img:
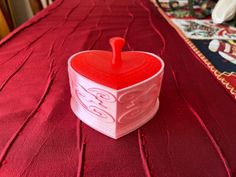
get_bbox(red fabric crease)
[77,143,86,177]
[138,129,152,177]
[0,50,33,91]
[170,68,232,177]
[0,70,55,165]
[139,1,166,57]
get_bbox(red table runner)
[0,0,236,176]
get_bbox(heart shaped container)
[68,37,164,139]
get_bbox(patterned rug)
[152,0,236,100]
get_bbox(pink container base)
[68,37,164,139]
[68,51,164,139]
[70,96,160,139]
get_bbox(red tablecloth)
[0,0,236,176]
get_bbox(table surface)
[0,0,236,176]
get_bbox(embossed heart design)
[68,37,164,139]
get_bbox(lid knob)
[109,37,125,67]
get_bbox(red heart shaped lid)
[70,37,163,89]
